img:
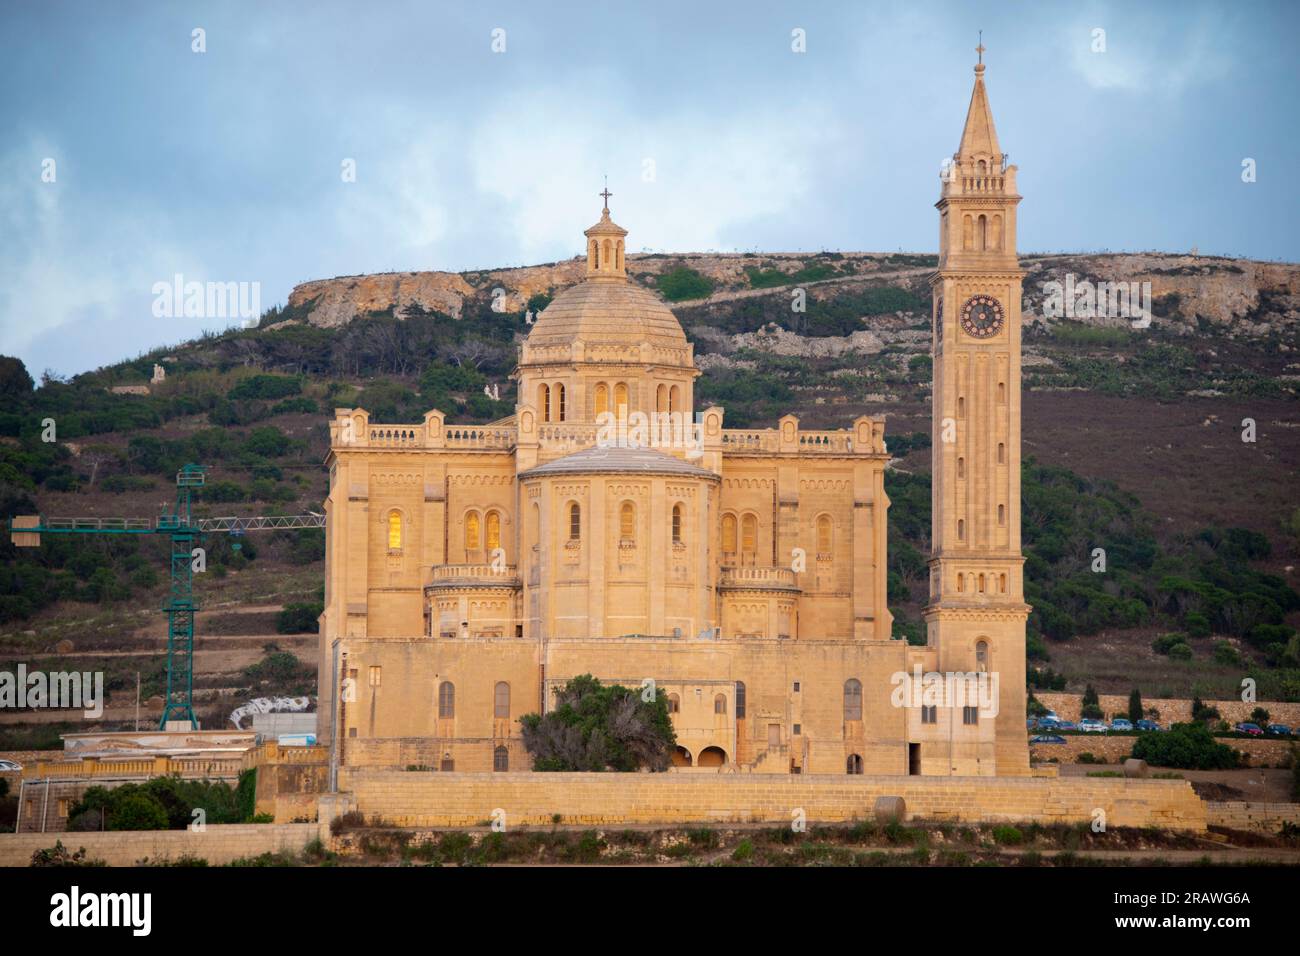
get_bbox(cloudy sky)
[2,0,1296,377]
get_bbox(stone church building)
[318,57,1030,777]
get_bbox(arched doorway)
[672,746,693,767]
[697,746,726,768]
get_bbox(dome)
[526,278,689,352]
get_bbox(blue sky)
[1,0,1296,377]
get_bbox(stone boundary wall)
[340,770,1207,831]
[1030,735,1297,767]
[0,823,319,868]
[1036,693,1300,726]
[1204,801,1300,833]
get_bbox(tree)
[1127,688,1143,724]
[1081,683,1103,720]
[519,674,677,772]
[1131,722,1241,770]
[0,355,34,397]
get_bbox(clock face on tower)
[960,295,1005,339]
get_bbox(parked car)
[0,759,22,772]
[1041,711,1059,722]
[1055,721,1077,732]
[1135,719,1163,732]
[1078,719,1108,733]
[1264,724,1291,736]
[1109,718,1133,732]
[1233,722,1264,736]
[1029,734,1066,745]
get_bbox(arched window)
[957,396,965,418]
[656,384,668,413]
[998,504,1005,526]
[616,242,623,270]
[977,159,987,175]
[568,502,581,541]
[741,514,757,555]
[844,679,863,721]
[493,746,508,772]
[539,383,551,422]
[614,382,628,417]
[722,514,738,554]
[494,681,510,718]
[438,681,455,718]
[978,573,986,593]
[602,238,612,266]
[714,693,727,715]
[667,693,680,714]
[669,385,681,412]
[735,681,746,719]
[991,214,1002,251]
[387,510,402,550]
[556,383,566,422]
[977,214,987,251]
[594,383,609,417]
[619,501,635,540]
[486,511,502,551]
[998,381,1006,403]
[962,215,973,250]
[976,640,989,672]
[816,515,832,553]
[999,573,1007,593]
[957,519,965,541]
[591,240,599,269]
[957,573,965,593]
[465,511,481,551]
[998,442,1006,464]
[957,457,965,479]
[846,754,864,775]
[671,503,683,543]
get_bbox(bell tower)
[925,44,1030,775]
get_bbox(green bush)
[1168,643,1193,660]
[1130,722,1241,770]
[276,603,322,634]
[1212,641,1241,666]
[991,825,1024,846]
[657,266,715,302]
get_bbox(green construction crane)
[8,463,325,729]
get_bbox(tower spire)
[957,38,1001,161]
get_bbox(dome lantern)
[584,185,628,279]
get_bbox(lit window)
[671,504,683,543]
[465,511,481,551]
[614,382,628,416]
[486,511,501,551]
[595,383,608,417]
[387,510,402,550]
[620,501,635,540]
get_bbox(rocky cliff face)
[285,251,1299,339]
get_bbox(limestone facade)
[318,61,1029,778]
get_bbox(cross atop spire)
[600,177,612,213]
[976,30,984,65]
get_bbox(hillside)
[1,249,1298,742]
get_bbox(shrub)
[276,603,322,634]
[732,838,755,862]
[992,825,1024,846]
[1183,612,1211,638]
[1212,641,1241,666]
[1130,722,1241,770]
[657,266,716,302]
[1168,643,1193,660]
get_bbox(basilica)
[317,56,1030,777]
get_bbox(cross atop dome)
[584,182,628,279]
